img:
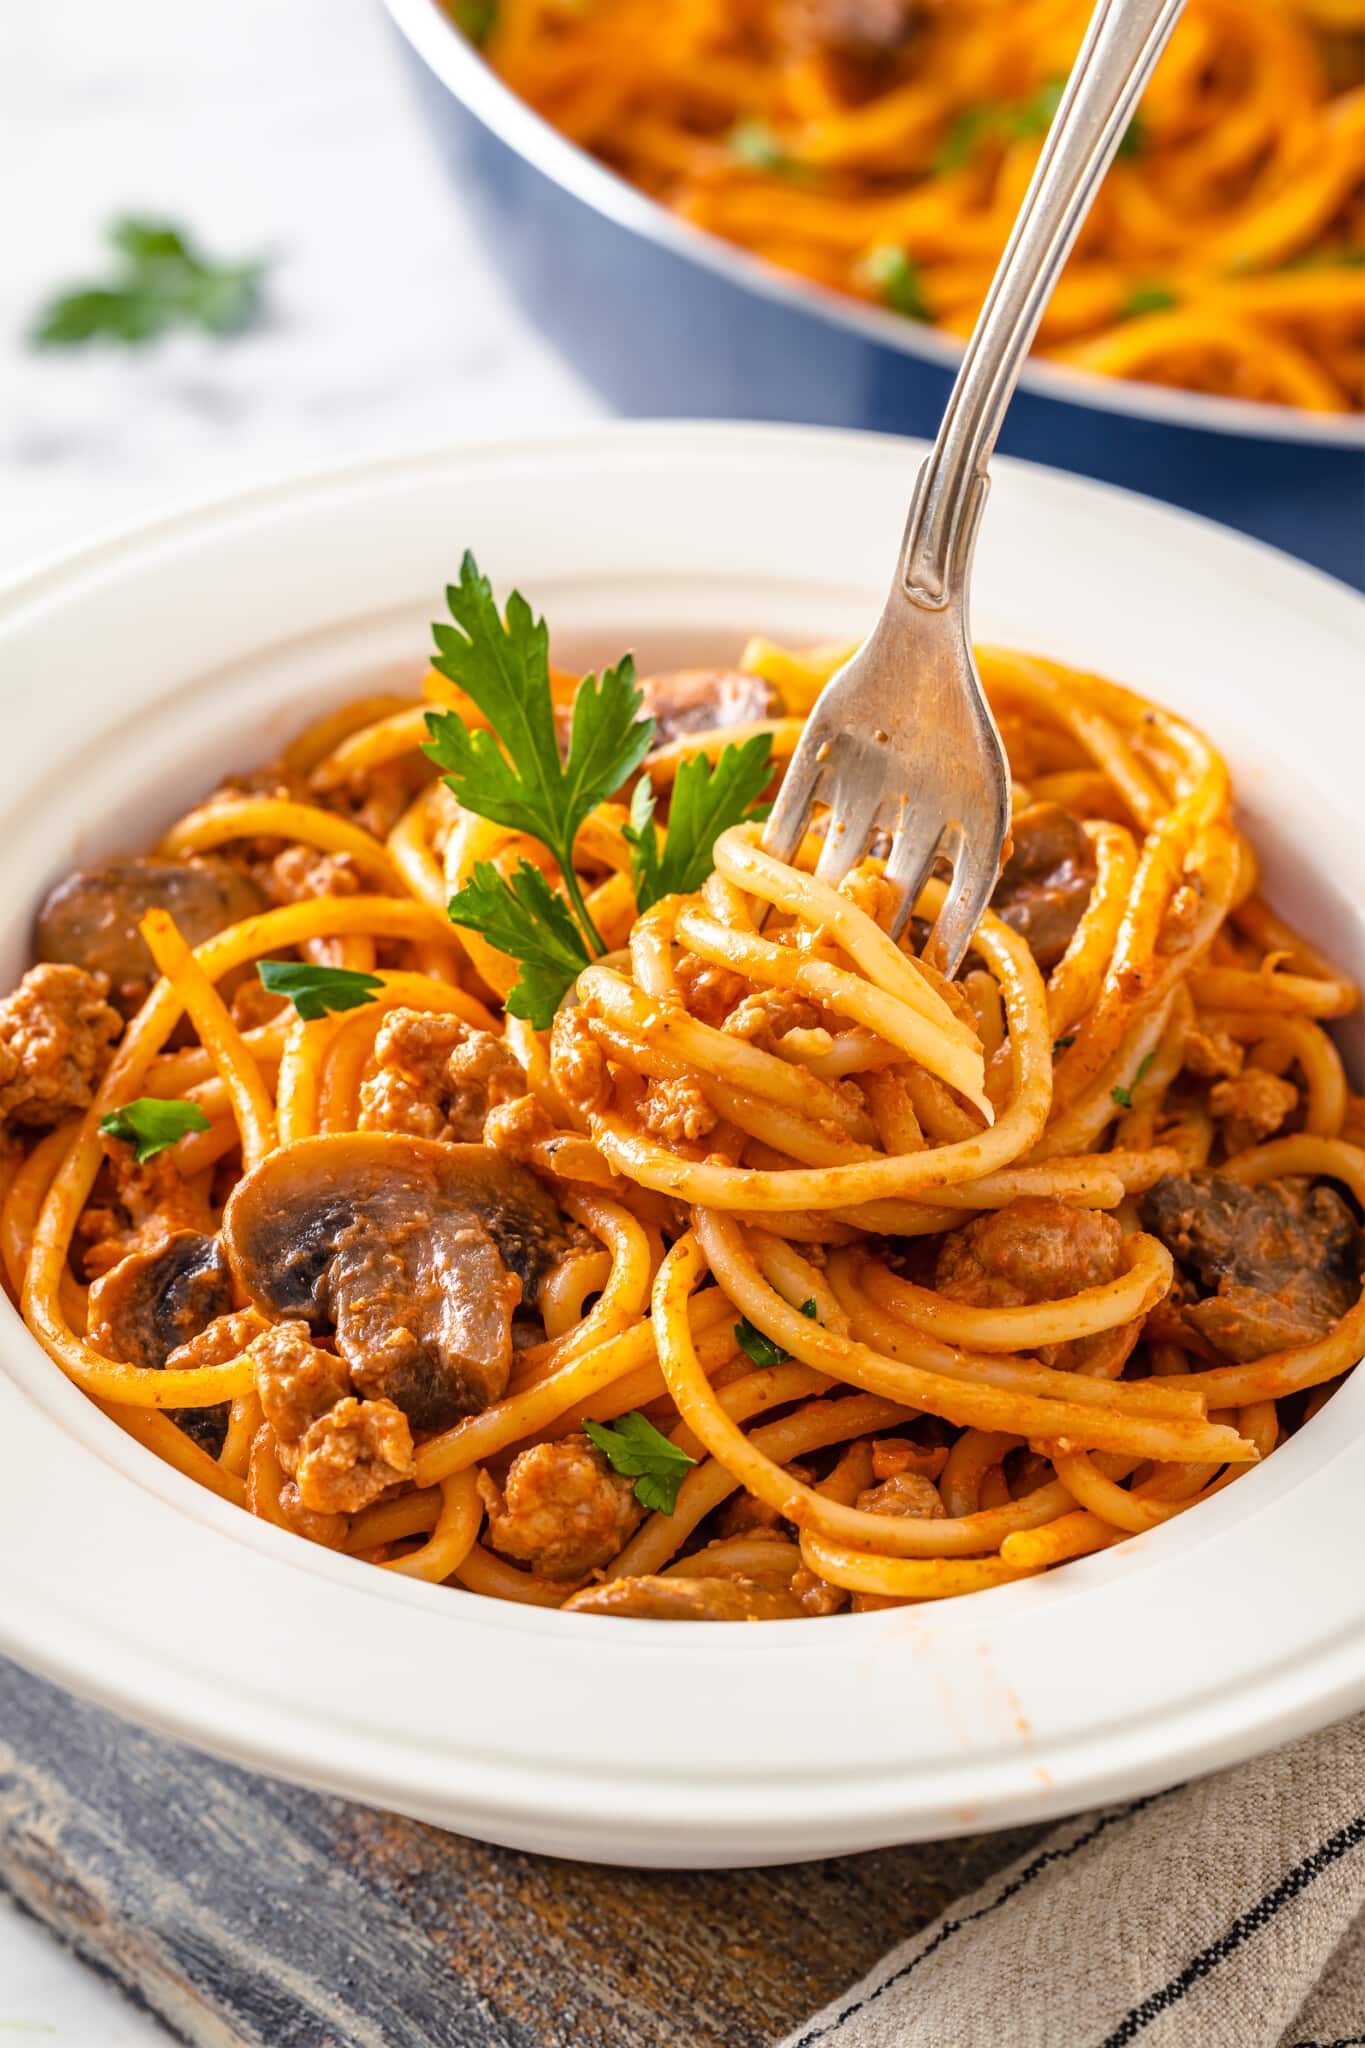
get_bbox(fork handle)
[899,0,1186,609]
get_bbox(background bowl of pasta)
[383,0,1365,585]
[0,423,1363,1867]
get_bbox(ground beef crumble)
[246,1318,414,1516]
[640,1076,717,1145]
[0,964,120,1141]
[855,1471,946,1519]
[479,1434,642,1580]
[1183,1023,1244,1080]
[250,1319,351,1445]
[293,1394,415,1516]
[1209,1070,1298,1152]
[934,1197,1127,1373]
[358,1009,528,1145]
[935,1198,1123,1310]
[262,845,365,907]
[78,1147,213,1280]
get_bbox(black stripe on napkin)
[1100,1815,1365,2048]
[787,1795,1165,2048]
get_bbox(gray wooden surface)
[0,1655,1046,2047]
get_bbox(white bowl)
[1,424,1362,1868]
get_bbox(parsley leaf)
[100,1098,211,1163]
[1111,1050,1156,1112]
[857,245,932,322]
[934,107,992,173]
[935,79,1141,172]
[624,735,774,914]
[1117,110,1146,160]
[1009,78,1066,139]
[728,119,794,173]
[1279,244,1365,273]
[452,0,497,43]
[936,79,1064,170]
[734,1297,819,1370]
[1121,281,1178,319]
[446,858,590,1030]
[583,1410,697,1516]
[735,1319,789,1370]
[257,960,385,1022]
[423,553,654,956]
[31,217,267,349]
[623,778,665,917]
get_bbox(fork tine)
[812,779,884,890]
[760,742,826,867]
[923,826,997,979]
[883,808,946,942]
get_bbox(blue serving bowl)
[385,0,1365,587]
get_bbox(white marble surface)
[0,0,602,2036]
[1,0,604,573]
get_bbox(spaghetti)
[2,593,1362,1620]
[470,0,1365,411]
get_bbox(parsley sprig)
[31,218,267,349]
[100,1098,211,1163]
[447,859,593,1030]
[583,1411,697,1516]
[426,554,779,1027]
[624,736,773,915]
[1111,1050,1156,1112]
[424,553,655,960]
[857,245,931,322]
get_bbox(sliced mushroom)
[792,0,921,62]
[87,1229,234,1368]
[563,1574,805,1621]
[86,1229,235,1454]
[638,669,782,748]
[37,855,265,1008]
[990,803,1096,970]
[223,1132,578,1433]
[1139,1170,1363,1363]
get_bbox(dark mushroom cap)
[36,855,265,1006]
[1139,1169,1364,1363]
[87,1228,235,1370]
[638,668,782,747]
[990,803,1097,970]
[84,1230,234,1456]
[222,1133,578,1434]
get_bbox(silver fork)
[762,0,1186,977]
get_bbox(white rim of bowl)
[0,424,1362,1865]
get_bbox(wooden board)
[0,1655,1046,2048]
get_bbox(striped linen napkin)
[780,1713,1365,2048]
